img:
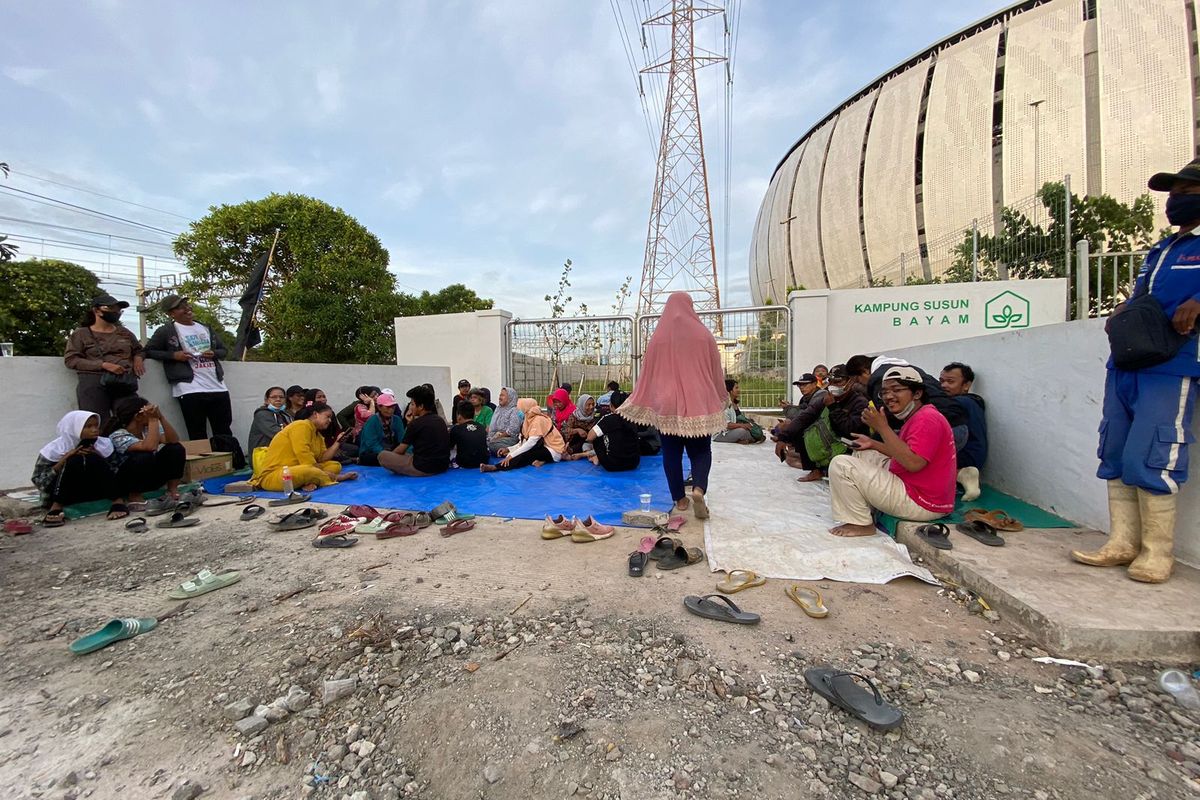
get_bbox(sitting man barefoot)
[828,365,956,537]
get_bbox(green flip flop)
[433,510,476,526]
[354,517,392,535]
[167,568,242,600]
[69,617,158,655]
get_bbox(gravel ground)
[0,498,1197,800]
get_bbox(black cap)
[1149,157,1200,191]
[92,293,129,309]
[457,379,471,388]
[159,293,188,312]
[828,364,850,381]
[286,385,306,397]
[792,373,818,386]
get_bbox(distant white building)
[749,0,1197,302]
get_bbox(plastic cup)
[639,493,652,512]
[0,342,12,357]
[1159,669,1200,709]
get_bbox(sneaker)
[542,514,576,540]
[571,516,615,543]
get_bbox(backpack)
[802,408,849,467]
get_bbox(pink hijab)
[548,388,575,429]
[617,292,728,437]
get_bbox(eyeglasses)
[879,387,913,399]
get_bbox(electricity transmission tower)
[637,0,726,316]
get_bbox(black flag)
[233,251,269,360]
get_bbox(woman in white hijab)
[31,411,118,527]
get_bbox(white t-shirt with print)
[171,321,228,397]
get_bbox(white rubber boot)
[1071,480,1141,567]
[1127,489,1177,584]
[957,467,981,502]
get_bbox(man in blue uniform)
[1072,158,1200,583]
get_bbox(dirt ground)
[1,498,1197,800]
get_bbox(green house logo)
[984,290,1031,330]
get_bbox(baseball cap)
[159,294,188,312]
[457,379,471,388]
[376,392,398,407]
[792,372,818,386]
[1149,157,1200,191]
[91,293,129,309]
[882,365,923,384]
[828,364,850,381]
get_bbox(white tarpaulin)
[699,445,938,585]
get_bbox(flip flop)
[167,568,242,599]
[317,516,363,537]
[126,501,147,512]
[156,510,200,529]
[41,511,65,528]
[268,491,312,507]
[191,494,254,507]
[683,594,760,625]
[69,617,158,655]
[4,519,34,535]
[956,520,1005,547]
[691,489,709,520]
[804,668,903,730]
[785,585,829,618]
[145,496,178,516]
[434,511,476,526]
[637,536,657,553]
[377,513,420,538]
[657,543,705,570]
[124,517,148,533]
[628,551,649,577]
[268,508,328,531]
[666,515,686,532]
[240,504,266,521]
[647,536,677,561]
[346,504,383,520]
[355,517,392,535]
[915,522,953,550]
[716,570,766,594]
[429,500,456,521]
[440,519,476,537]
[312,535,358,548]
[106,502,129,521]
[964,508,1025,532]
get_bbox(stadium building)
[748,0,1199,302]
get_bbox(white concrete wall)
[0,358,449,491]
[394,309,512,399]
[787,279,1067,395]
[888,320,1200,568]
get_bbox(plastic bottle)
[281,465,294,496]
[1158,669,1200,709]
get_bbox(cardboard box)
[182,439,235,483]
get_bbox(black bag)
[209,434,247,470]
[1106,254,1191,370]
[99,370,138,394]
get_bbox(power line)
[0,215,178,247]
[0,185,182,236]
[6,234,186,267]
[8,168,193,222]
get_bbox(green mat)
[61,482,205,520]
[877,484,1076,537]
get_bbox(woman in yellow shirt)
[253,403,358,492]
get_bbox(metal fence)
[1075,241,1147,318]
[505,305,791,411]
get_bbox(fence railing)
[505,304,792,411]
[1074,241,1148,318]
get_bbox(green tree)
[0,259,101,355]
[397,283,492,317]
[173,194,403,363]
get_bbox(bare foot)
[784,455,806,469]
[797,469,824,482]
[830,523,877,537]
[532,460,546,467]
[480,464,497,473]
[587,456,599,466]
[335,472,359,482]
[301,483,319,492]
[675,498,690,512]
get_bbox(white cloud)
[382,175,424,209]
[3,66,50,86]
[137,97,164,126]
[315,67,343,116]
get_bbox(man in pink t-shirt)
[829,365,957,537]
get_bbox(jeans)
[660,434,712,503]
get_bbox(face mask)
[894,400,918,420]
[100,310,122,323]
[828,385,846,397]
[1166,193,1200,226]
[268,403,284,412]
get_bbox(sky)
[2,0,1002,318]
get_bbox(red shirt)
[889,405,957,514]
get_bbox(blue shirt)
[1127,230,1200,376]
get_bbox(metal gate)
[505,305,791,411]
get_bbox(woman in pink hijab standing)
[618,292,727,518]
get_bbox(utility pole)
[637,0,726,317]
[136,255,147,342]
[1030,99,1045,225]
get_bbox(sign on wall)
[788,279,1067,377]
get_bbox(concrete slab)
[897,522,1200,661]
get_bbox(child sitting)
[450,401,489,469]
